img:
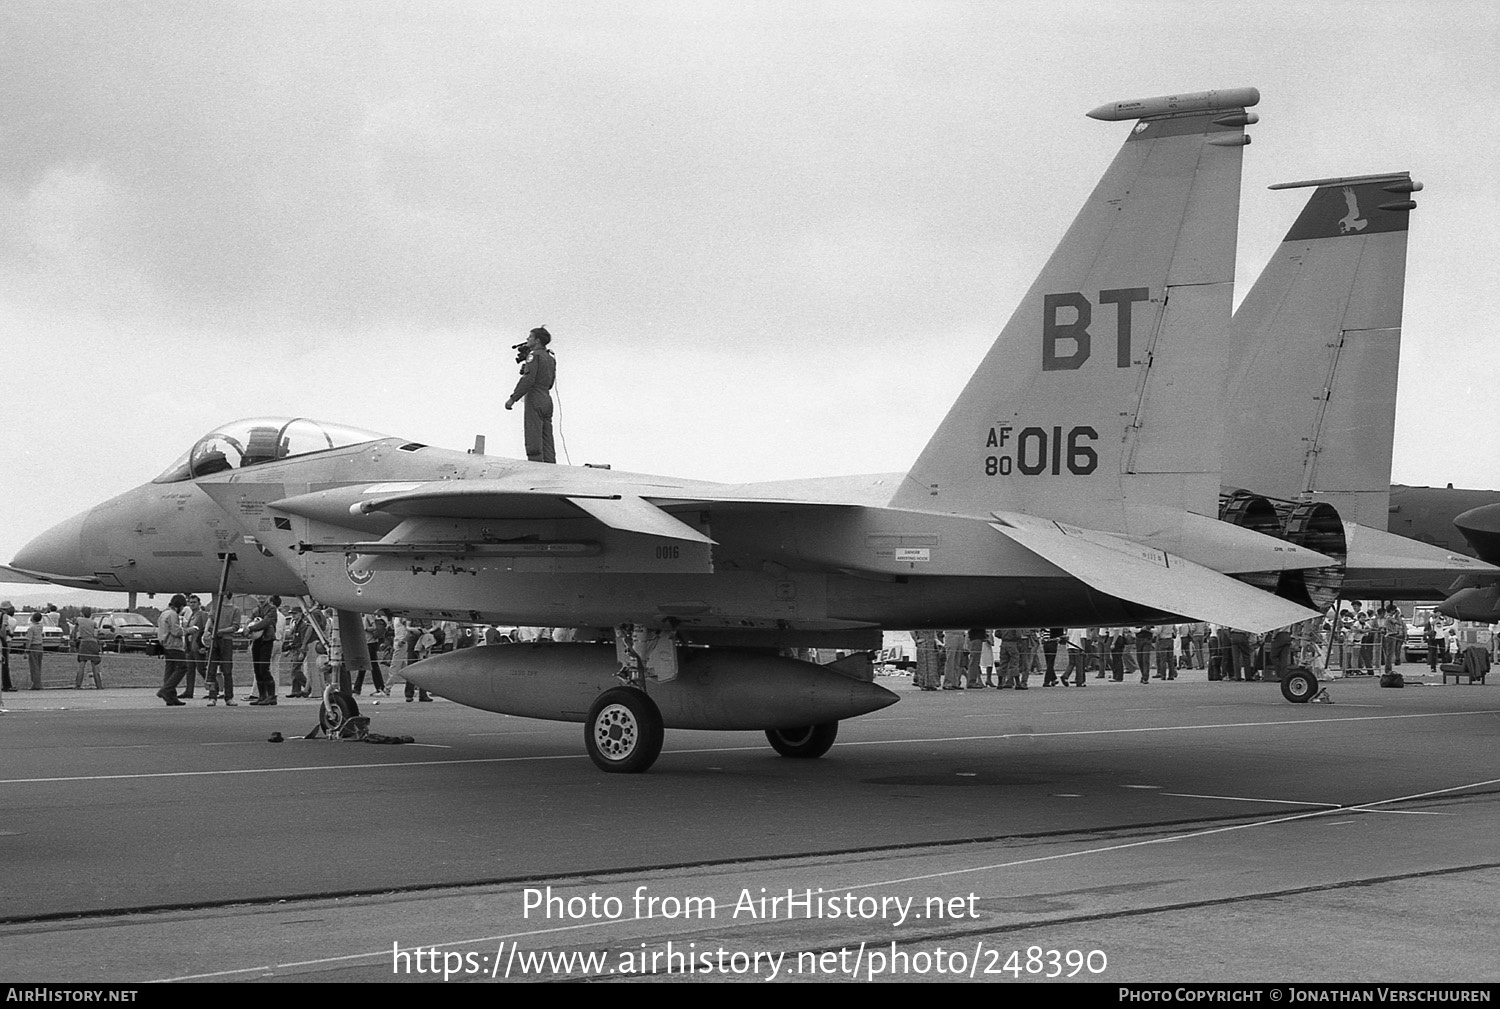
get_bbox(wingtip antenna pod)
[1086,87,1260,122]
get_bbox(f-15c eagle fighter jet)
[10,88,1346,771]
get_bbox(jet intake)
[1454,503,1500,565]
[1439,584,1500,623]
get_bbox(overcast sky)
[3,0,1497,585]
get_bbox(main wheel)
[1281,667,1318,703]
[319,691,361,734]
[765,721,839,759]
[585,687,664,773]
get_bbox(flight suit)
[510,349,557,463]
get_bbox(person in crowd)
[1353,603,1375,674]
[25,612,46,689]
[1227,626,1254,682]
[1381,606,1404,673]
[998,628,1025,688]
[354,611,388,696]
[1087,627,1105,678]
[246,594,281,705]
[964,628,986,688]
[1133,627,1154,684]
[1204,623,1222,680]
[942,629,967,690]
[71,606,103,689]
[1155,625,1178,681]
[1265,624,1293,681]
[156,594,188,706]
[283,605,310,697]
[406,620,433,702]
[1063,628,1087,687]
[298,605,330,697]
[912,629,940,691]
[0,601,15,692]
[204,594,242,706]
[181,595,207,699]
[1422,617,1441,673]
[1041,627,1064,687]
[271,600,289,694]
[386,613,409,693]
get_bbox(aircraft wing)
[348,485,715,544]
[989,512,1320,633]
[334,478,875,543]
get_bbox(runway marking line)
[828,775,1500,893]
[5,708,1500,785]
[1163,792,1340,807]
[145,773,1500,983]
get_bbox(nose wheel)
[313,686,364,737]
[585,687,664,773]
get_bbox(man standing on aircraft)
[503,326,557,464]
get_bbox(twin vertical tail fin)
[1223,173,1420,531]
[892,88,1258,532]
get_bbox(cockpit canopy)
[153,417,389,483]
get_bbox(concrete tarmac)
[1,668,1497,983]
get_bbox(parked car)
[7,621,68,652]
[97,612,160,653]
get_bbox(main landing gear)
[582,627,856,773]
[765,722,839,758]
[585,624,670,773]
[585,687,665,774]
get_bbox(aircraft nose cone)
[1454,504,1500,565]
[12,509,91,578]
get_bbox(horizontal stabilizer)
[989,512,1319,633]
[1343,522,1498,574]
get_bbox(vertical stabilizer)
[892,88,1256,533]
[1223,173,1419,530]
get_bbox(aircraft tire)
[765,721,839,759]
[585,687,664,773]
[319,691,361,734]
[1280,668,1317,704]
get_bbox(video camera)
[512,342,530,365]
